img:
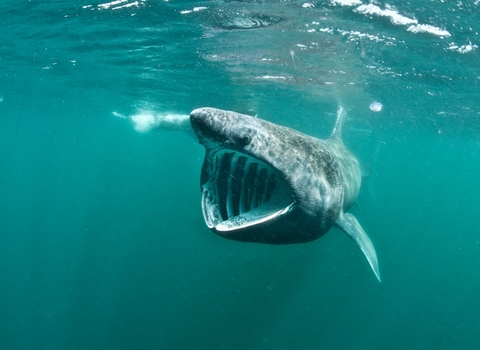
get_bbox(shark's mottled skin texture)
[190,107,380,281]
[191,107,357,239]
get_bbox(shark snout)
[190,108,208,131]
[190,107,219,125]
[190,108,222,143]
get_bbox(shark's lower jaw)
[201,149,295,232]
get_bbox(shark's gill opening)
[202,150,295,232]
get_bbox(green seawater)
[1,1,480,349]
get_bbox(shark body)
[190,107,380,281]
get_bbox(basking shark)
[190,107,380,281]
[131,107,380,281]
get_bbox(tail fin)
[329,107,347,141]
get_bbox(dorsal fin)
[329,107,346,141]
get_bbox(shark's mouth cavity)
[202,150,295,232]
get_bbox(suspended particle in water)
[112,111,126,119]
[289,50,297,70]
[369,101,383,112]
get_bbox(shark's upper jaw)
[201,149,295,232]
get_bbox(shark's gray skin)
[190,107,381,282]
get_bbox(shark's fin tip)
[329,107,347,141]
[334,212,381,282]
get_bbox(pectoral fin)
[335,212,381,282]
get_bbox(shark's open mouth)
[202,150,295,232]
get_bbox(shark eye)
[238,135,251,146]
[225,134,252,148]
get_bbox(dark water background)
[1,1,480,349]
